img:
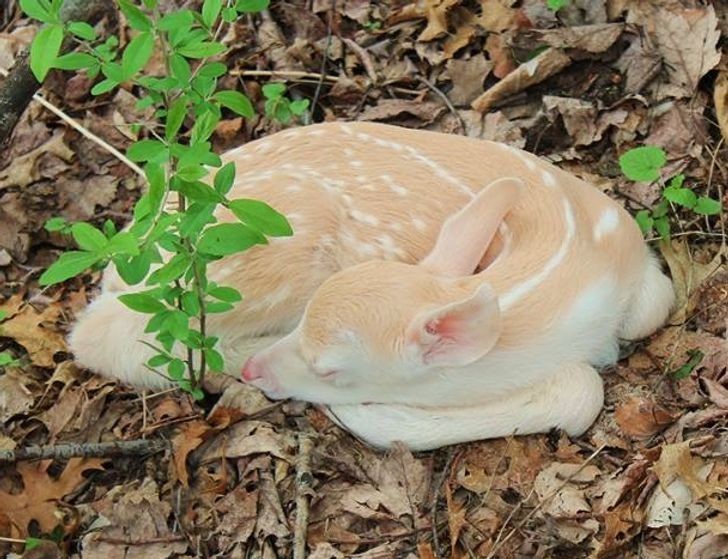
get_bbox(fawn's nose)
[242,357,265,382]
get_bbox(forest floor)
[0,1,727,558]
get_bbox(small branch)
[293,433,315,559]
[0,0,108,145]
[0,439,169,464]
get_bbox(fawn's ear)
[406,282,501,368]
[421,177,525,277]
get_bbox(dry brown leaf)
[82,477,188,558]
[446,55,492,105]
[214,479,258,550]
[359,99,446,126]
[653,442,723,500]
[653,7,722,98]
[660,240,724,324]
[442,7,477,60]
[0,295,67,368]
[534,462,601,518]
[697,513,728,536]
[477,0,517,32]
[172,420,213,487]
[614,397,676,439]
[591,502,644,558]
[0,458,104,536]
[614,34,662,94]
[419,0,461,42]
[702,379,728,409]
[539,23,624,53]
[715,71,728,143]
[202,420,295,463]
[0,368,37,421]
[472,48,572,113]
[0,131,74,191]
[484,34,517,79]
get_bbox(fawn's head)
[242,178,524,404]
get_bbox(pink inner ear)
[426,315,459,341]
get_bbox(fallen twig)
[293,433,315,559]
[0,438,169,464]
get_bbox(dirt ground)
[1,1,727,558]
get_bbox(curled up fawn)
[69,122,675,450]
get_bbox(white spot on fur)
[542,170,558,189]
[351,160,364,168]
[285,185,302,193]
[349,209,380,226]
[308,128,325,136]
[380,174,408,196]
[594,207,620,241]
[344,148,355,157]
[412,217,427,232]
[500,198,576,310]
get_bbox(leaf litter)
[0,0,726,557]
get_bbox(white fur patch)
[542,170,558,189]
[593,207,619,241]
[412,217,427,232]
[500,198,576,310]
[349,209,380,226]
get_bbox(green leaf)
[262,82,286,99]
[654,216,670,240]
[118,292,168,313]
[228,199,292,236]
[189,111,219,144]
[178,203,216,238]
[90,78,119,96]
[67,21,96,40]
[546,0,568,11]
[207,285,242,303]
[24,537,44,551]
[158,9,195,31]
[176,166,209,182]
[121,32,154,79]
[214,162,236,195]
[169,54,191,83]
[0,352,18,367]
[177,41,226,59]
[30,24,64,82]
[127,139,168,162]
[118,0,153,31]
[202,0,222,27]
[166,98,187,141]
[114,251,154,285]
[105,231,140,256]
[198,62,227,78]
[634,210,653,235]
[147,253,191,284]
[180,291,201,316]
[163,310,189,340]
[39,251,102,286]
[175,179,223,203]
[663,186,697,209]
[693,196,722,215]
[168,358,186,380]
[205,348,224,372]
[221,6,238,22]
[71,222,108,252]
[147,354,171,367]
[668,174,685,189]
[213,90,254,118]
[290,98,309,116]
[652,199,669,219]
[236,0,270,13]
[45,217,68,232]
[53,52,97,71]
[671,349,703,379]
[206,301,234,313]
[0,309,8,321]
[198,223,266,256]
[20,0,52,23]
[619,146,666,182]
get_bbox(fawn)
[70,122,675,450]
